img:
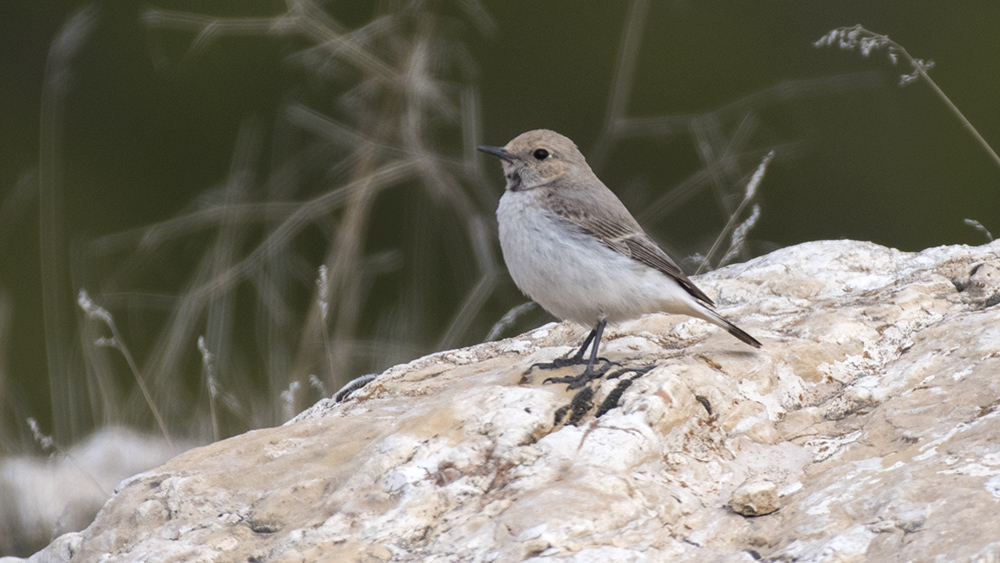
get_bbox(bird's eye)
[532,148,550,160]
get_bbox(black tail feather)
[725,320,762,348]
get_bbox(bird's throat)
[505,170,523,192]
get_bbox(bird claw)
[542,358,616,389]
[529,355,614,372]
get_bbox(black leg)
[540,319,615,388]
[571,327,597,364]
[582,319,607,375]
[530,327,596,371]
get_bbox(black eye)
[532,148,550,160]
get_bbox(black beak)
[477,145,515,162]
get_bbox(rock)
[16,240,1000,563]
[729,479,780,516]
[0,428,189,558]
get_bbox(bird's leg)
[530,327,596,371]
[542,319,615,388]
[529,320,616,371]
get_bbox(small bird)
[479,129,761,387]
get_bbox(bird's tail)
[700,308,762,348]
[723,318,762,348]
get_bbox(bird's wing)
[544,186,716,307]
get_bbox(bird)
[478,129,761,388]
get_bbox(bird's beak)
[477,145,515,162]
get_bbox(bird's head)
[478,129,591,192]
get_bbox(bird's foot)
[543,359,616,389]
[529,355,614,372]
[603,363,657,381]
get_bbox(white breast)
[496,189,700,327]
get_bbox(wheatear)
[479,129,760,387]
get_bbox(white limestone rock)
[0,428,188,558]
[15,239,1000,563]
[729,479,780,517]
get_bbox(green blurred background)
[1,0,998,454]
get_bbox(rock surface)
[13,240,1000,563]
[0,428,187,558]
[729,479,780,517]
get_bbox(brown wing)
[544,186,716,307]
